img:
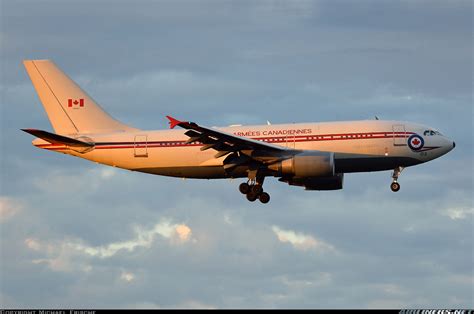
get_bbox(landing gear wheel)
[259,192,270,204]
[251,184,263,196]
[246,192,258,202]
[239,183,250,194]
[390,182,400,192]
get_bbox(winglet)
[166,116,183,129]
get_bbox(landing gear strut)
[239,170,271,204]
[390,166,404,192]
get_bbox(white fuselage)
[33,120,454,179]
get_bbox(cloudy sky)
[0,0,472,309]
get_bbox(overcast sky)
[0,0,472,309]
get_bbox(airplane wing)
[166,116,299,171]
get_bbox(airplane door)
[134,135,148,157]
[392,125,406,146]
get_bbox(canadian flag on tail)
[68,98,84,108]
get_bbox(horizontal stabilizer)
[21,128,94,148]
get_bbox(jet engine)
[268,151,343,190]
[268,151,334,177]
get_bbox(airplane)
[22,60,455,204]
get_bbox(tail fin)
[23,60,138,134]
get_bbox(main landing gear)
[239,182,270,204]
[239,171,270,204]
[390,166,404,192]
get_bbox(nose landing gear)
[390,166,404,192]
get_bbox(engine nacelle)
[281,173,344,191]
[269,151,335,177]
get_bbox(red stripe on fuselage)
[36,131,415,150]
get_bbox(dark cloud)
[1,0,472,309]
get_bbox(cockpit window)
[423,129,443,136]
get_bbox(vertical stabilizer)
[23,60,137,134]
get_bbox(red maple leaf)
[412,138,420,146]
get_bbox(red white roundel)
[408,134,424,151]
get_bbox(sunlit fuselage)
[33,120,455,179]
